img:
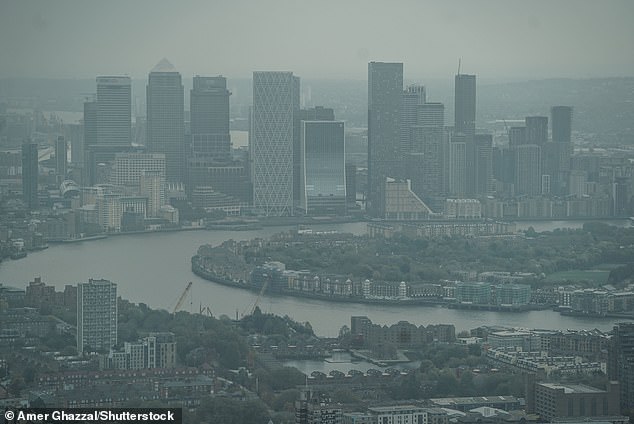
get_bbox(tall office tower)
[474,134,493,195]
[146,59,185,183]
[140,170,165,218]
[190,76,231,162]
[401,84,426,154]
[295,106,335,203]
[299,120,346,215]
[21,142,38,209]
[609,322,634,411]
[552,106,573,195]
[613,177,630,216]
[408,102,445,206]
[515,144,542,196]
[110,152,166,191]
[416,102,444,127]
[525,116,548,145]
[83,100,98,185]
[299,106,335,121]
[67,123,84,166]
[251,71,299,216]
[448,138,467,196]
[508,126,526,147]
[345,163,357,205]
[368,62,403,217]
[96,76,132,149]
[85,77,132,186]
[551,106,572,143]
[500,147,516,189]
[77,278,117,355]
[526,116,549,196]
[454,73,476,194]
[55,135,67,184]
[454,74,476,140]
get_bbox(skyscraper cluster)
[16,59,620,224]
[364,62,587,219]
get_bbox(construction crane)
[199,303,213,317]
[173,282,193,314]
[242,280,269,317]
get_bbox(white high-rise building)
[251,71,299,216]
[146,59,184,183]
[110,152,166,191]
[77,279,117,355]
[140,170,165,217]
[96,192,122,232]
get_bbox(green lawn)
[545,269,611,283]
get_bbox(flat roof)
[430,396,518,405]
[538,382,605,394]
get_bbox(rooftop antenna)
[457,58,461,75]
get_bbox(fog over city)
[1,0,633,79]
[3,1,634,423]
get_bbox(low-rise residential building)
[367,405,427,424]
[486,347,604,377]
[101,332,176,370]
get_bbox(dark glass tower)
[454,74,476,195]
[21,142,38,209]
[551,106,572,143]
[190,76,231,162]
[299,120,346,215]
[525,116,548,145]
[147,59,184,183]
[454,74,476,141]
[368,62,403,217]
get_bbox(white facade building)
[251,71,299,216]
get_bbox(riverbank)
[191,255,548,311]
[34,217,633,248]
[0,224,623,337]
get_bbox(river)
[0,220,629,337]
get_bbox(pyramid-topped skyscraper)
[146,59,184,183]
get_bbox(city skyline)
[1,0,633,80]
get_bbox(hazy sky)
[1,0,633,80]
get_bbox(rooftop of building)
[150,58,178,73]
[368,405,424,412]
[490,330,532,337]
[537,382,605,394]
[430,396,518,406]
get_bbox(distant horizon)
[1,1,632,81]
[2,74,634,84]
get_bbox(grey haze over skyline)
[1,0,633,81]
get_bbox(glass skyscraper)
[368,62,403,217]
[21,142,38,210]
[190,76,231,162]
[299,120,346,215]
[146,59,184,183]
[96,76,131,150]
[251,71,299,216]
